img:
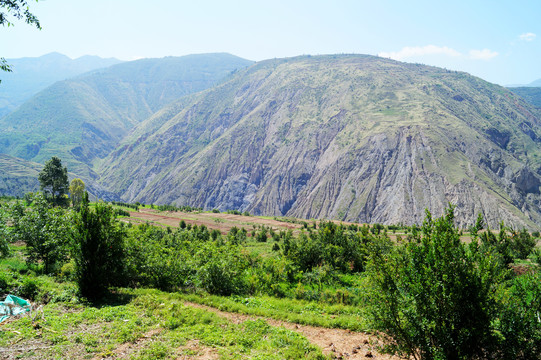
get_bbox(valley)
[2,1,541,358]
[2,54,541,229]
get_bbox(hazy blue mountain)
[0,52,122,118]
[528,79,541,87]
[0,53,253,182]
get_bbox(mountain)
[99,55,541,230]
[528,79,541,87]
[0,52,122,118]
[0,154,111,199]
[0,53,254,181]
[508,87,541,108]
[0,154,42,197]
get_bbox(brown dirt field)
[183,301,403,360]
[127,208,303,235]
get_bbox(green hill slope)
[0,154,42,197]
[0,52,122,118]
[508,87,541,108]
[99,55,541,229]
[0,53,253,179]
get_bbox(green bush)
[284,221,367,273]
[0,272,10,293]
[510,228,537,259]
[72,193,125,300]
[195,243,248,296]
[9,193,72,273]
[496,272,541,359]
[17,278,39,300]
[366,207,503,359]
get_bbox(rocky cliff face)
[99,55,541,229]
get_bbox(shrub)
[496,272,541,359]
[195,244,248,296]
[366,207,503,359]
[10,193,72,273]
[256,228,268,242]
[510,228,537,260]
[17,278,39,300]
[72,193,125,300]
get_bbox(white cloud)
[519,32,536,41]
[378,45,461,61]
[468,49,498,60]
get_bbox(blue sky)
[1,0,540,85]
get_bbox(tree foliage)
[367,207,504,360]
[9,193,71,273]
[69,178,85,210]
[72,192,125,300]
[0,202,13,257]
[0,0,41,28]
[38,156,69,206]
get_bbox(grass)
[177,290,371,332]
[1,287,328,360]
[0,245,330,359]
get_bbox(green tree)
[69,178,85,210]
[366,207,503,360]
[38,156,69,206]
[73,192,125,300]
[10,193,71,273]
[0,202,12,257]
[1,0,41,79]
[510,228,537,259]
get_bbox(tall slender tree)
[69,178,85,210]
[38,156,69,206]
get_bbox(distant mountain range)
[0,53,254,182]
[2,53,541,229]
[0,52,123,118]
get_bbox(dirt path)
[183,301,402,360]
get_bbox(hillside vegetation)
[100,55,541,229]
[0,154,42,197]
[0,196,539,359]
[0,53,253,182]
[508,86,541,108]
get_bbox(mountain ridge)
[98,54,541,229]
[0,52,123,118]
[0,53,254,183]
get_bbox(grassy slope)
[508,87,541,108]
[0,154,42,197]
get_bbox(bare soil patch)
[128,209,303,235]
[177,339,220,360]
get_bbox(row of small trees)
[1,191,123,300]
